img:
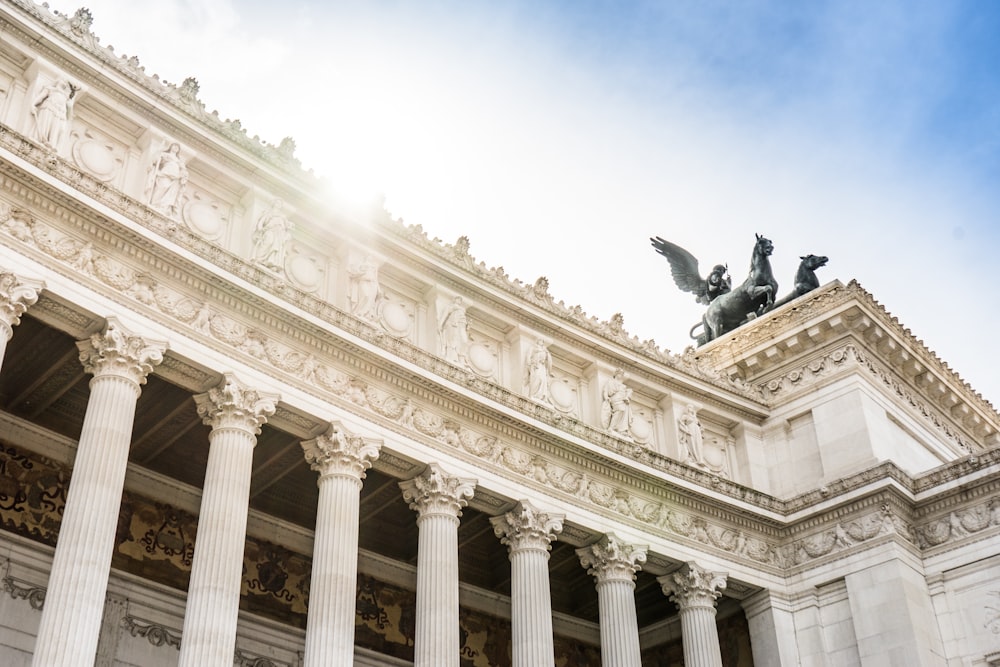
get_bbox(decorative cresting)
[490,500,564,667]
[301,423,382,667]
[658,562,728,667]
[32,318,166,667]
[0,270,43,367]
[576,533,648,667]
[179,373,278,667]
[399,464,477,667]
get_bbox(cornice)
[695,281,998,450]
[1,1,312,189]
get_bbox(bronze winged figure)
[650,236,731,306]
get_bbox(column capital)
[491,499,564,555]
[76,317,167,385]
[577,533,647,584]
[658,561,727,610]
[194,372,278,435]
[399,462,476,520]
[301,421,381,482]
[0,270,43,331]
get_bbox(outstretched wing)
[650,236,708,300]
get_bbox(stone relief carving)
[250,199,293,273]
[916,498,1000,549]
[346,254,381,321]
[465,333,498,380]
[144,142,188,218]
[29,77,78,152]
[986,591,1000,635]
[677,404,706,467]
[70,128,122,183]
[181,191,227,241]
[438,295,470,365]
[524,338,553,405]
[122,615,181,650]
[601,368,633,439]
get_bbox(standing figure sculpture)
[347,254,381,321]
[145,142,188,218]
[524,339,553,404]
[439,296,470,364]
[251,199,294,272]
[677,404,705,466]
[601,369,633,439]
[30,78,77,150]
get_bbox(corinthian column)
[490,500,564,667]
[399,464,476,667]
[0,270,43,368]
[32,318,166,667]
[178,373,278,667]
[658,561,728,667]
[576,533,647,667]
[301,423,381,667]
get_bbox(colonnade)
[0,273,736,667]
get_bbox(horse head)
[799,254,828,271]
[755,234,774,256]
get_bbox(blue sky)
[70,0,1000,406]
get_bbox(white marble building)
[0,2,998,666]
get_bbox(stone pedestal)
[32,319,165,667]
[659,562,727,667]
[399,464,476,667]
[301,424,381,667]
[577,534,647,667]
[490,500,564,667]
[177,374,277,667]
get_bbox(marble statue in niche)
[677,403,706,466]
[601,368,633,439]
[251,199,294,272]
[524,339,553,404]
[144,142,189,217]
[438,296,470,364]
[30,78,77,151]
[347,254,381,321]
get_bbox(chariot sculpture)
[651,234,827,346]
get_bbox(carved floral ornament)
[399,463,477,519]
[576,533,647,584]
[76,317,167,385]
[0,269,43,329]
[300,422,382,481]
[193,372,279,435]
[490,500,565,554]
[658,562,727,610]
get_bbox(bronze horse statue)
[697,234,777,343]
[762,253,828,313]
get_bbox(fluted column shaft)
[178,374,277,667]
[659,562,728,667]
[400,464,476,667]
[301,424,381,667]
[32,319,165,667]
[491,501,564,667]
[0,270,42,369]
[577,534,647,667]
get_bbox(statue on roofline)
[651,234,828,346]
